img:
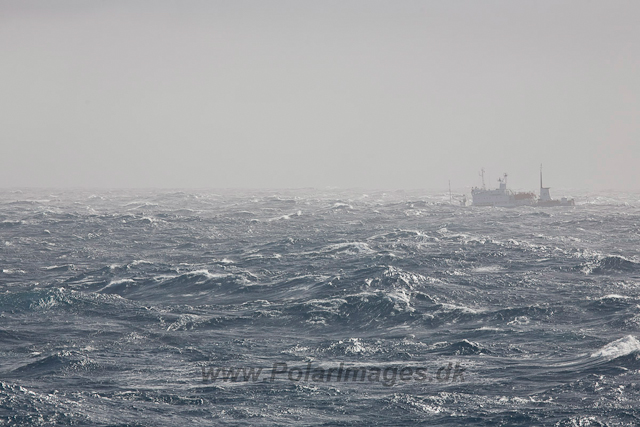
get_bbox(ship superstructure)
[471,169,537,207]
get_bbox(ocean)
[1,188,640,426]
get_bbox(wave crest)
[591,335,640,359]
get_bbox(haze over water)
[2,2,640,425]
[1,1,639,190]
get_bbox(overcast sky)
[1,1,639,190]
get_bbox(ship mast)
[539,163,552,202]
[479,168,486,190]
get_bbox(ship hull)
[471,189,537,207]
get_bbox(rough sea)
[2,188,640,426]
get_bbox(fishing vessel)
[470,167,574,207]
[471,169,537,207]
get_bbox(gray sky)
[1,1,639,190]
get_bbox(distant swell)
[578,255,640,275]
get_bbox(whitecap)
[597,294,632,300]
[107,278,134,285]
[2,268,26,274]
[472,266,504,273]
[591,335,640,359]
[321,242,375,255]
[183,269,227,280]
[439,303,480,314]
[331,202,352,209]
